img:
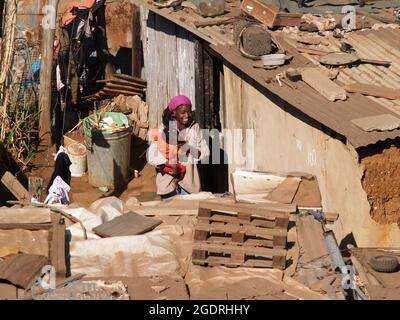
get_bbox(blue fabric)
[32,58,41,78]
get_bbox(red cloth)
[162,162,186,175]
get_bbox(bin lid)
[83,112,131,138]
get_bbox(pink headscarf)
[168,95,192,112]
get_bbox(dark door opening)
[194,40,228,194]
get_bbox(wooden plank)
[204,236,274,248]
[272,255,286,269]
[132,5,142,78]
[301,68,347,102]
[103,84,144,94]
[344,83,400,100]
[296,47,333,56]
[112,73,147,85]
[199,201,295,217]
[0,229,50,257]
[0,246,19,258]
[50,213,66,276]
[0,208,51,224]
[0,223,53,230]
[130,206,198,216]
[266,177,301,204]
[296,215,329,264]
[92,212,162,237]
[0,254,48,289]
[193,255,273,268]
[197,214,276,228]
[1,172,30,201]
[96,78,146,88]
[192,241,287,258]
[39,0,59,146]
[324,212,339,223]
[195,222,287,238]
[0,282,18,300]
[102,88,144,97]
[292,178,322,208]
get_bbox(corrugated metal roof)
[142,1,400,148]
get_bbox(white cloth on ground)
[44,176,71,205]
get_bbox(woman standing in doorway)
[147,95,210,200]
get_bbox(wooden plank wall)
[141,8,196,128]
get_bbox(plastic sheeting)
[65,197,182,277]
[70,226,182,278]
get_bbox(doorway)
[194,40,228,194]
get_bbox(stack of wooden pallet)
[192,201,294,270]
[83,73,147,102]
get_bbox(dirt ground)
[30,143,158,208]
[362,145,400,227]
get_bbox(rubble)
[1,0,400,303]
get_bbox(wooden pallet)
[192,201,291,270]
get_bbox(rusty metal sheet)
[142,3,400,148]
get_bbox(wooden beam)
[1,171,30,201]
[131,5,142,78]
[344,83,400,100]
[0,208,51,224]
[39,0,59,146]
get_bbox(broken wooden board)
[0,208,52,224]
[301,68,347,102]
[93,212,162,237]
[344,83,400,100]
[296,215,329,264]
[266,177,301,204]
[351,114,400,132]
[1,172,30,201]
[0,254,48,289]
[292,178,322,208]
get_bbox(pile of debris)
[0,168,399,300]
